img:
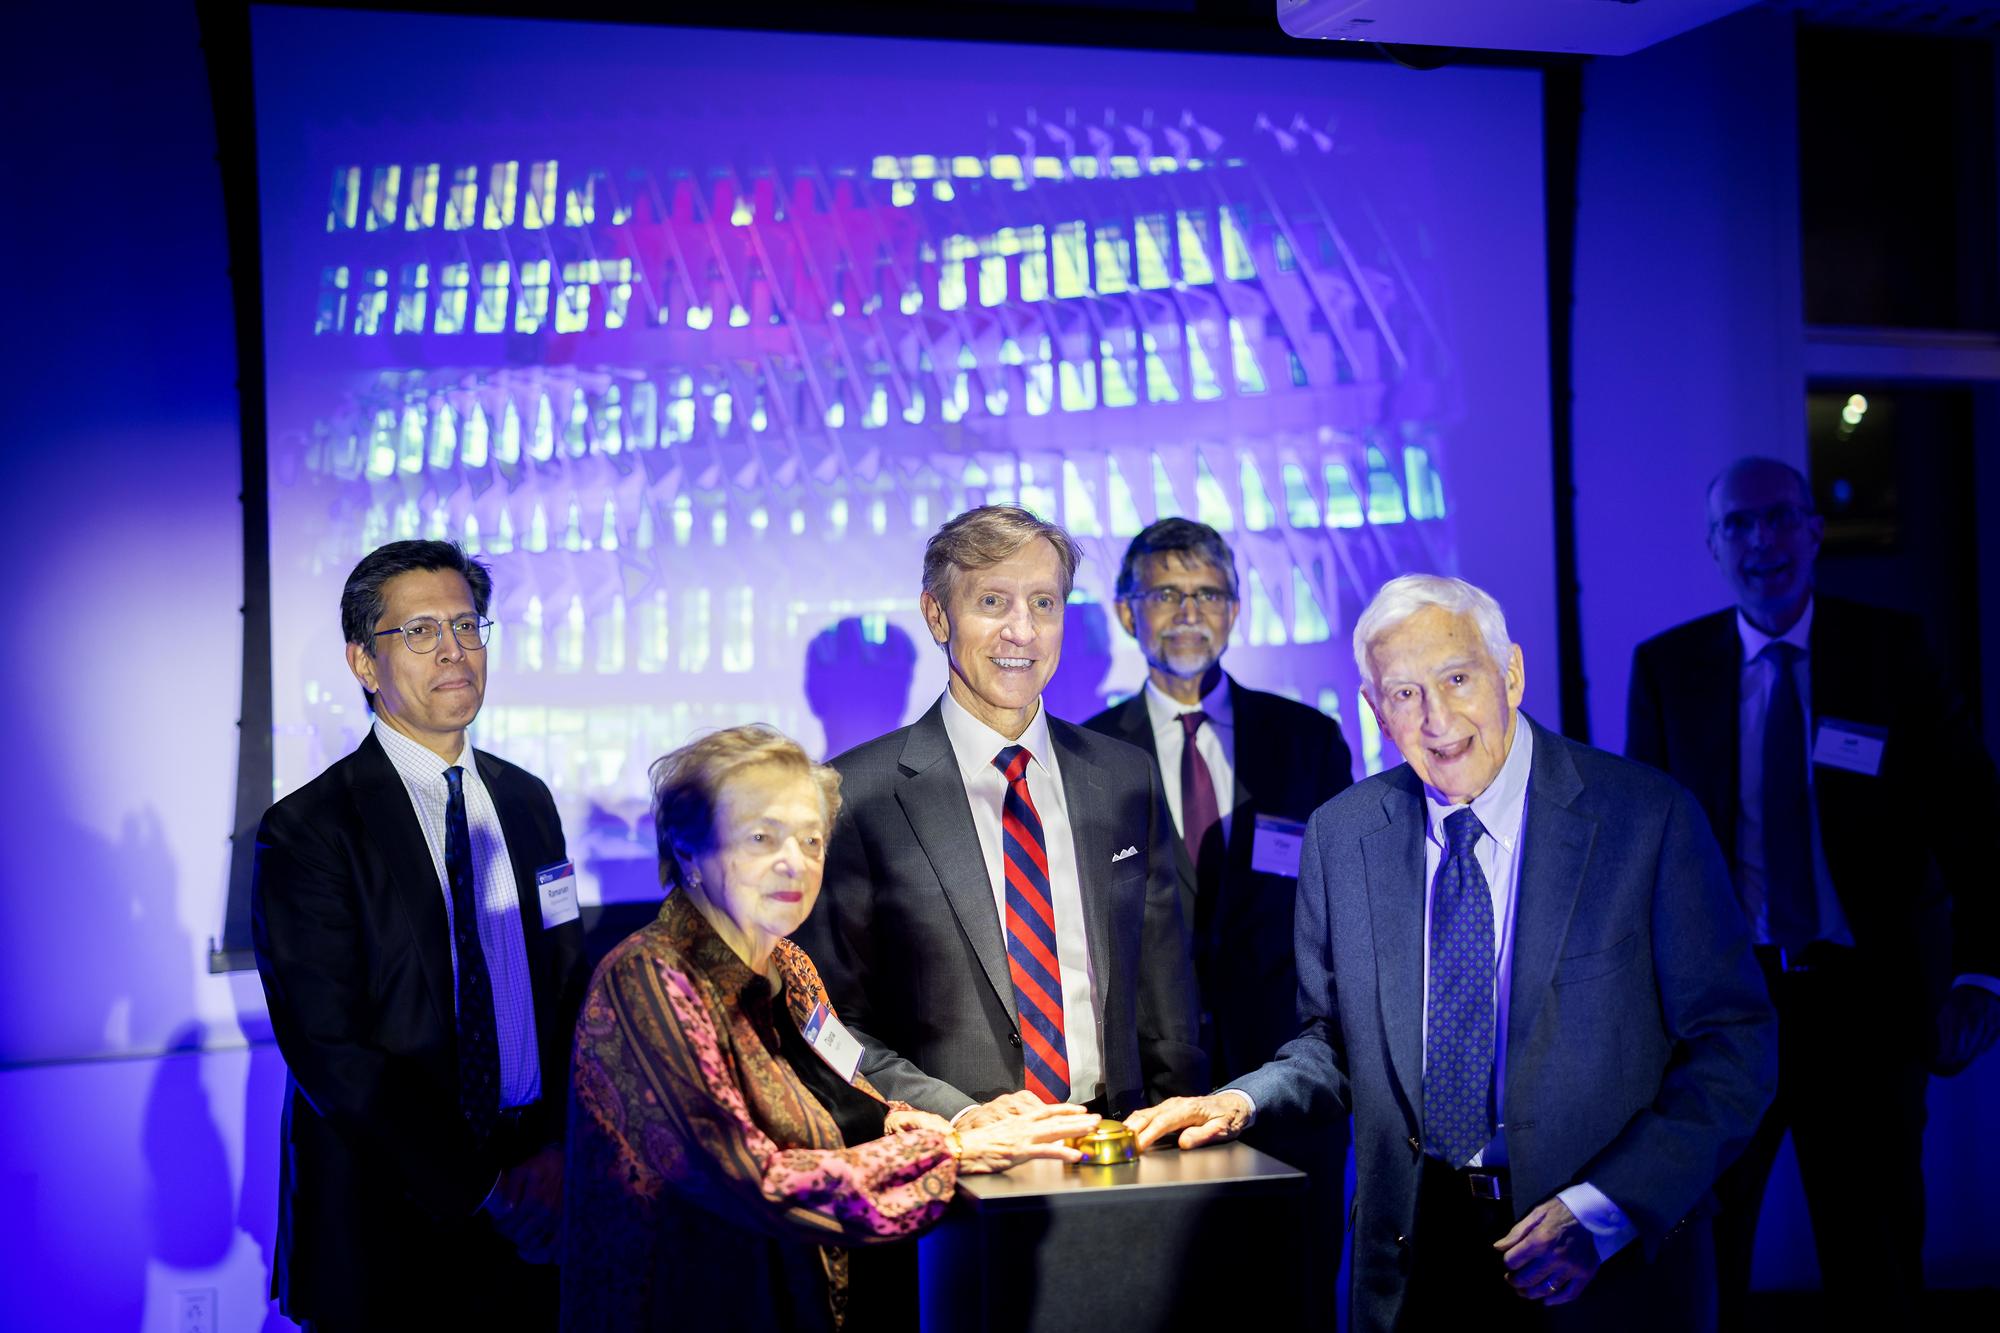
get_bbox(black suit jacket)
[251,731,586,1324]
[1627,596,2000,1026]
[793,699,1206,1118]
[1084,675,1353,1081]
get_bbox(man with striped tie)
[796,504,1206,1129]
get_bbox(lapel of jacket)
[1505,716,1597,1066]
[1050,716,1115,1009]
[1222,674,1263,817]
[1362,767,1428,1111]
[1690,612,1744,855]
[894,701,1019,1027]
[1223,676,1274,885]
[475,748,554,1016]
[345,730,456,1037]
[1107,691,1199,891]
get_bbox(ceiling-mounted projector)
[1277,0,1763,56]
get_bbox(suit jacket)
[1627,596,2000,1021]
[252,730,587,1324]
[1236,715,1776,1332]
[793,698,1207,1118]
[1084,675,1353,1082]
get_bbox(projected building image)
[258,19,1521,910]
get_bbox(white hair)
[1352,574,1513,699]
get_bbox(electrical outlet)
[177,1288,217,1333]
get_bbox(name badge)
[1250,814,1308,879]
[802,1001,864,1083]
[1813,719,1886,776]
[535,860,581,927]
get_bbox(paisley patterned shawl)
[563,891,955,1331]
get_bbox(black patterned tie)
[1761,642,1818,949]
[444,766,500,1142]
[1424,807,1494,1168]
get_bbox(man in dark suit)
[795,504,1205,1127]
[252,540,587,1331]
[1132,573,1776,1331]
[1084,517,1353,1083]
[1626,456,2000,1327]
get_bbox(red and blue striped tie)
[993,745,1070,1103]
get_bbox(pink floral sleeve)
[573,941,958,1245]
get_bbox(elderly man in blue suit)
[1131,574,1776,1330]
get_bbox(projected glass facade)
[255,19,1536,907]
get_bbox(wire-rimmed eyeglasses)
[373,615,493,654]
[1129,586,1236,611]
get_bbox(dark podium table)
[918,1142,1309,1332]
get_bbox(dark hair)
[1113,518,1238,601]
[340,540,494,651]
[921,504,1081,607]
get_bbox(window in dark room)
[1806,382,1983,724]
[1797,27,1998,331]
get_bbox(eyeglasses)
[1130,586,1236,611]
[1712,503,1813,542]
[373,615,493,654]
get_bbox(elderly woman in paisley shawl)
[562,724,1096,1332]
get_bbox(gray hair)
[649,724,842,888]
[1352,574,1513,699]
[921,503,1081,608]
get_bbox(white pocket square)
[1111,846,1138,863]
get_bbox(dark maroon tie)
[1179,711,1222,875]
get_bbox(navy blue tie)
[1425,807,1494,1168]
[1761,642,1818,949]
[444,766,500,1143]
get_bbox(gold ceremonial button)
[1067,1118,1139,1166]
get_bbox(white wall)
[0,3,282,1328]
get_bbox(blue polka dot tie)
[1425,806,1494,1168]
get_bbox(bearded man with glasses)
[251,539,586,1332]
[1083,517,1355,1322]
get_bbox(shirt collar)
[1736,596,1814,664]
[1424,712,1534,856]
[1141,670,1234,731]
[939,689,1056,783]
[373,715,473,787]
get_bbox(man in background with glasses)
[1626,456,2000,1328]
[252,539,586,1332]
[1084,517,1353,1318]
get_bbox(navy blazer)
[252,731,586,1324]
[794,698,1206,1118]
[1235,715,1776,1332]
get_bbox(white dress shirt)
[1732,599,1854,948]
[1142,673,1237,844]
[938,691,1105,1104]
[373,718,541,1108]
[1735,600,1997,997]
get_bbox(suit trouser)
[1715,949,1928,1330]
[1402,1157,1716,1332]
